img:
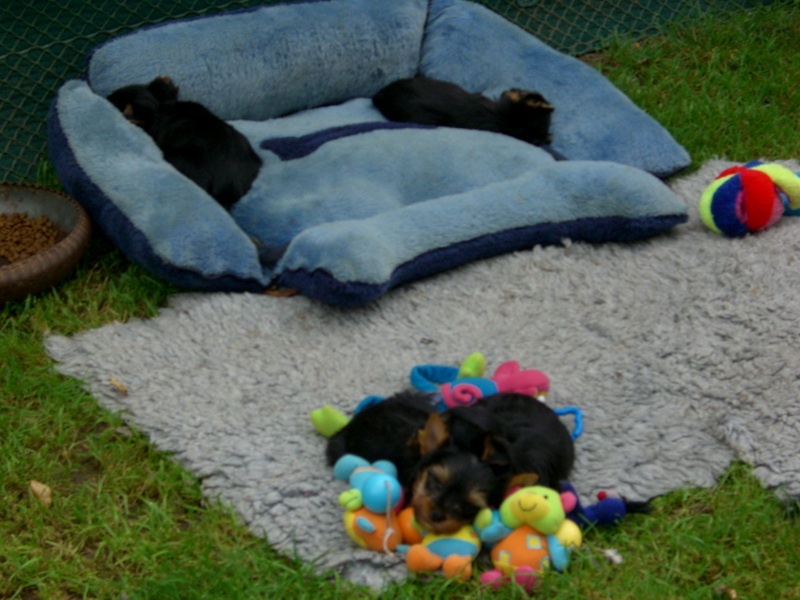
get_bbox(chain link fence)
[1,0,772,183]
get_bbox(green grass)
[584,1,800,165]
[4,3,800,598]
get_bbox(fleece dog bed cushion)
[48,0,691,307]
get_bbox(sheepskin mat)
[46,160,800,588]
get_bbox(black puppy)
[326,391,437,490]
[409,410,498,534]
[107,76,262,208]
[326,391,496,534]
[479,393,575,493]
[326,390,575,535]
[372,76,555,147]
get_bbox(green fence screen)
[1,0,772,183]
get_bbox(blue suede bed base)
[48,0,691,307]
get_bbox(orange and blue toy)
[334,454,405,553]
[699,161,800,237]
[402,522,482,581]
[474,485,583,591]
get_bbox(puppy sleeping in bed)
[107,76,262,209]
[373,76,560,156]
[107,75,553,214]
[326,391,575,535]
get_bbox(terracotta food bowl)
[0,184,91,303]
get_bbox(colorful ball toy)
[699,161,800,237]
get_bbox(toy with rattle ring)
[699,160,800,237]
[333,455,405,552]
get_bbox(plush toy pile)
[314,354,644,589]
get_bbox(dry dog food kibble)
[0,213,63,265]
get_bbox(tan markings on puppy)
[418,413,450,455]
[525,98,554,111]
[505,89,524,102]
[122,103,145,126]
[482,435,513,472]
[481,436,493,461]
[481,436,501,462]
[467,489,488,510]
[412,470,434,514]
[411,467,466,535]
[507,472,540,491]
[428,464,451,486]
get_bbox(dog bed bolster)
[48,0,690,306]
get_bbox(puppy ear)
[482,435,511,468]
[418,413,450,455]
[148,76,179,102]
[121,104,145,126]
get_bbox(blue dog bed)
[48,0,690,307]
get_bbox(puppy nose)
[430,509,446,522]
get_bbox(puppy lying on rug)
[325,391,575,536]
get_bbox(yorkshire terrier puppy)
[326,391,497,534]
[326,390,575,535]
[409,411,497,534]
[326,391,436,489]
[480,393,576,493]
[372,76,555,148]
[107,76,262,208]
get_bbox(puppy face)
[411,450,494,534]
[410,413,496,534]
[107,84,160,131]
[106,76,179,132]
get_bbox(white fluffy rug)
[46,160,800,588]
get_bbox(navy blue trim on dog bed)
[278,213,688,307]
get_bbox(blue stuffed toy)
[559,481,652,528]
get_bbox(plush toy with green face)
[475,485,582,590]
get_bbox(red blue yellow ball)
[699,161,800,237]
